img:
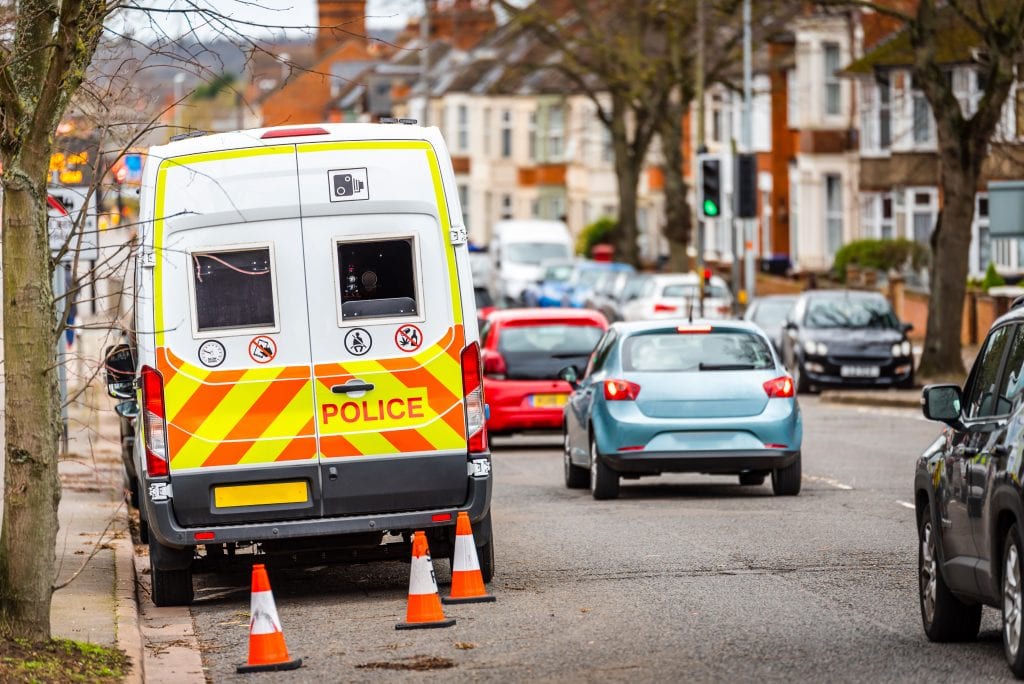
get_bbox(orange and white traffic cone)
[237,564,302,673]
[396,531,456,630]
[443,511,495,604]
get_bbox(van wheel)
[564,426,587,489]
[149,538,194,607]
[590,436,619,500]
[919,505,981,641]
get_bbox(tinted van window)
[338,238,417,321]
[192,247,275,332]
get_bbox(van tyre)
[1004,524,1024,676]
[590,436,619,500]
[918,505,981,642]
[771,454,802,496]
[564,427,587,489]
[148,537,194,607]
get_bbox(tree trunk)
[917,157,977,380]
[0,179,61,641]
[659,101,691,273]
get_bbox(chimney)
[431,0,496,52]
[317,0,366,57]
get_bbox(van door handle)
[331,382,374,394]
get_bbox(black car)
[744,294,798,353]
[780,290,914,393]
[917,300,1024,677]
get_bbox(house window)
[911,189,937,245]
[547,104,565,161]
[877,74,891,148]
[788,163,799,263]
[911,77,934,145]
[824,43,841,116]
[192,246,276,333]
[711,92,724,143]
[859,193,895,240]
[825,174,843,257]
[337,237,418,322]
[482,107,491,155]
[977,193,992,273]
[458,184,470,232]
[528,110,537,161]
[500,109,512,158]
[786,68,799,127]
[457,104,469,151]
[600,122,613,163]
[500,193,513,220]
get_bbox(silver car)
[621,273,734,321]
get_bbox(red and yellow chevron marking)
[157,348,317,470]
[315,325,467,458]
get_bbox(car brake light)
[604,379,641,401]
[653,303,677,313]
[763,376,794,398]
[461,342,488,453]
[717,305,731,315]
[677,324,713,334]
[141,365,169,477]
[482,349,507,380]
[260,126,330,139]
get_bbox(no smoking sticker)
[395,324,423,353]
[248,336,277,364]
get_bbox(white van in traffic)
[489,219,573,305]
[118,123,493,606]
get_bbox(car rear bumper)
[484,379,571,433]
[143,461,492,551]
[603,448,798,474]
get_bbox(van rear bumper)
[144,471,491,550]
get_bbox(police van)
[112,123,492,606]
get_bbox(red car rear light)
[677,324,713,334]
[604,379,641,401]
[653,303,677,313]
[141,365,169,477]
[763,376,794,398]
[461,342,488,453]
[482,349,507,380]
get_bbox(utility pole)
[695,0,706,317]
[419,0,431,126]
[741,0,755,304]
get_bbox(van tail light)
[260,126,329,139]
[461,342,488,453]
[763,376,794,399]
[604,379,641,401]
[141,366,170,477]
[482,349,507,380]
[653,303,677,313]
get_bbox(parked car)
[561,320,802,499]
[780,290,914,393]
[563,261,635,308]
[522,259,576,308]
[620,273,733,321]
[475,286,496,327]
[744,295,798,353]
[481,308,608,437]
[489,219,573,305]
[916,299,1024,677]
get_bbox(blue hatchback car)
[560,320,803,499]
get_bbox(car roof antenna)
[687,296,694,324]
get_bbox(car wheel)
[793,362,811,395]
[739,471,766,486]
[148,537,194,607]
[916,505,980,641]
[564,425,588,489]
[1005,524,1024,675]
[589,435,619,500]
[771,453,802,496]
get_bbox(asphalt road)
[188,398,1017,682]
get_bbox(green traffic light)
[703,199,719,217]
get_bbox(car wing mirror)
[104,343,136,399]
[902,321,914,333]
[558,365,580,389]
[921,384,964,429]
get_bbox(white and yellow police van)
[125,123,491,606]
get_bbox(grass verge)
[0,636,127,683]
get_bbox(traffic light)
[699,157,722,218]
[735,153,757,219]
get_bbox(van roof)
[493,219,569,233]
[148,123,446,159]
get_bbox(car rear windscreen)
[662,283,730,299]
[622,331,774,372]
[498,324,604,380]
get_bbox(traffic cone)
[443,512,495,604]
[396,531,456,630]
[237,564,302,673]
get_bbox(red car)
[480,308,608,436]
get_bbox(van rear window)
[192,247,276,332]
[338,238,418,321]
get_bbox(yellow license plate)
[214,481,309,509]
[531,393,568,408]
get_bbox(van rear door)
[295,140,469,516]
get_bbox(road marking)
[803,474,853,490]
[896,500,915,510]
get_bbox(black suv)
[918,302,1024,677]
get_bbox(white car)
[621,273,734,321]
